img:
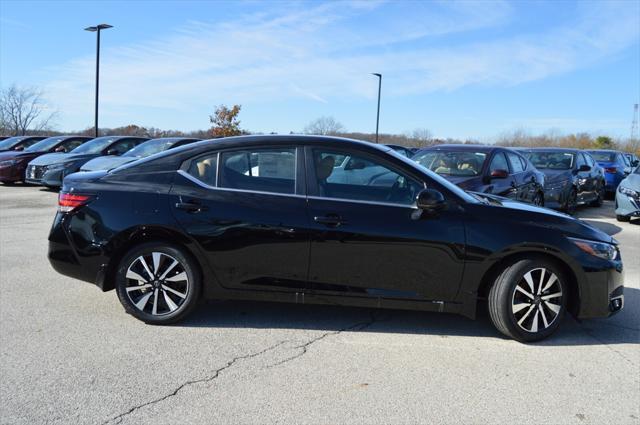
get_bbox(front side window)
[71,137,118,154]
[109,139,140,155]
[313,149,423,205]
[412,151,487,176]
[219,148,295,194]
[489,152,510,173]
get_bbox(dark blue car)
[586,150,632,194]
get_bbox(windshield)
[24,137,66,152]
[70,137,116,154]
[589,152,616,162]
[412,150,487,176]
[525,151,574,170]
[124,139,176,158]
[0,137,25,149]
[385,148,479,204]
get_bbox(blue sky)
[1,0,639,141]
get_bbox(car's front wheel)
[115,242,201,324]
[488,258,567,342]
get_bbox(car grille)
[27,165,46,180]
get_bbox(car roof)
[416,144,502,153]
[520,147,581,153]
[586,149,621,153]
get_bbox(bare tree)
[303,116,345,135]
[408,128,433,147]
[0,85,57,135]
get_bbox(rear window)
[218,148,296,194]
[589,152,616,162]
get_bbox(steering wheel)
[385,179,402,202]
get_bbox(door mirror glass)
[490,169,509,179]
[416,189,446,211]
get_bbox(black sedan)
[412,145,546,205]
[49,135,623,342]
[521,148,605,213]
[25,136,148,187]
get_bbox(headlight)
[47,161,75,171]
[618,186,638,197]
[568,237,618,261]
[0,160,17,167]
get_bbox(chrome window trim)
[177,170,305,199]
[307,195,418,210]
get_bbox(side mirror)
[106,148,119,156]
[416,189,446,212]
[490,169,509,179]
[631,160,639,167]
[578,165,591,172]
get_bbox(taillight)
[604,167,617,173]
[58,193,93,213]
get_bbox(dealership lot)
[0,186,638,424]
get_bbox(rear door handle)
[314,214,347,227]
[175,201,208,213]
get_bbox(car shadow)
[178,287,639,346]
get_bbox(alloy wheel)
[125,252,189,316]
[511,268,563,333]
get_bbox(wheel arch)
[99,225,208,292]
[476,251,580,317]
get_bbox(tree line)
[1,84,638,154]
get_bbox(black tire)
[1,180,15,185]
[616,215,630,222]
[115,242,201,324]
[488,257,567,342]
[563,189,577,215]
[589,184,604,207]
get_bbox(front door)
[304,147,465,302]
[486,151,517,198]
[170,146,310,292]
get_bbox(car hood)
[81,155,135,171]
[619,173,640,190]
[471,192,615,244]
[0,151,32,161]
[28,152,98,166]
[540,169,573,184]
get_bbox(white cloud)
[42,0,639,130]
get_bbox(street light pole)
[372,73,382,143]
[85,24,113,138]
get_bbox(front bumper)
[576,258,624,319]
[615,189,640,218]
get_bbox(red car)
[0,136,91,184]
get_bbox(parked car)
[0,136,10,142]
[0,136,47,152]
[80,137,201,171]
[624,152,639,168]
[26,136,148,187]
[615,166,640,222]
[412,144,545,205]
[520,148,605,213]
[384,144,414,158]
[0,136,91,185]
[587,150,632,195]
[49,135,623,342]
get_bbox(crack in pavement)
[572,318,638,368]
[101,311,382,425]
[266,311,382,369]
[102,340,289,425]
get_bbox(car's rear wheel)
[616,214,630,222]
[488,258,567,342]
[115,242,201,324]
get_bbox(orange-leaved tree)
[209,104,242,138]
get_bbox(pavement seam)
[101,311,381,425]
[572,318,638,368]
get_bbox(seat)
[316,156,335,196]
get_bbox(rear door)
[169,145,311,292]
[304,146,465,302]
[506,151,536,203]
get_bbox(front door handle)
[175,201,208,213]
[314,214,347,227]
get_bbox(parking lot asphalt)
[0,185,638,425]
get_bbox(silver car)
[615,165,640,222]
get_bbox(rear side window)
[506,152,524,173]
[219,148,296,194]
[187,154,218,186]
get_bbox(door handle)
[314,214,347,227]
[175,201,208,213]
